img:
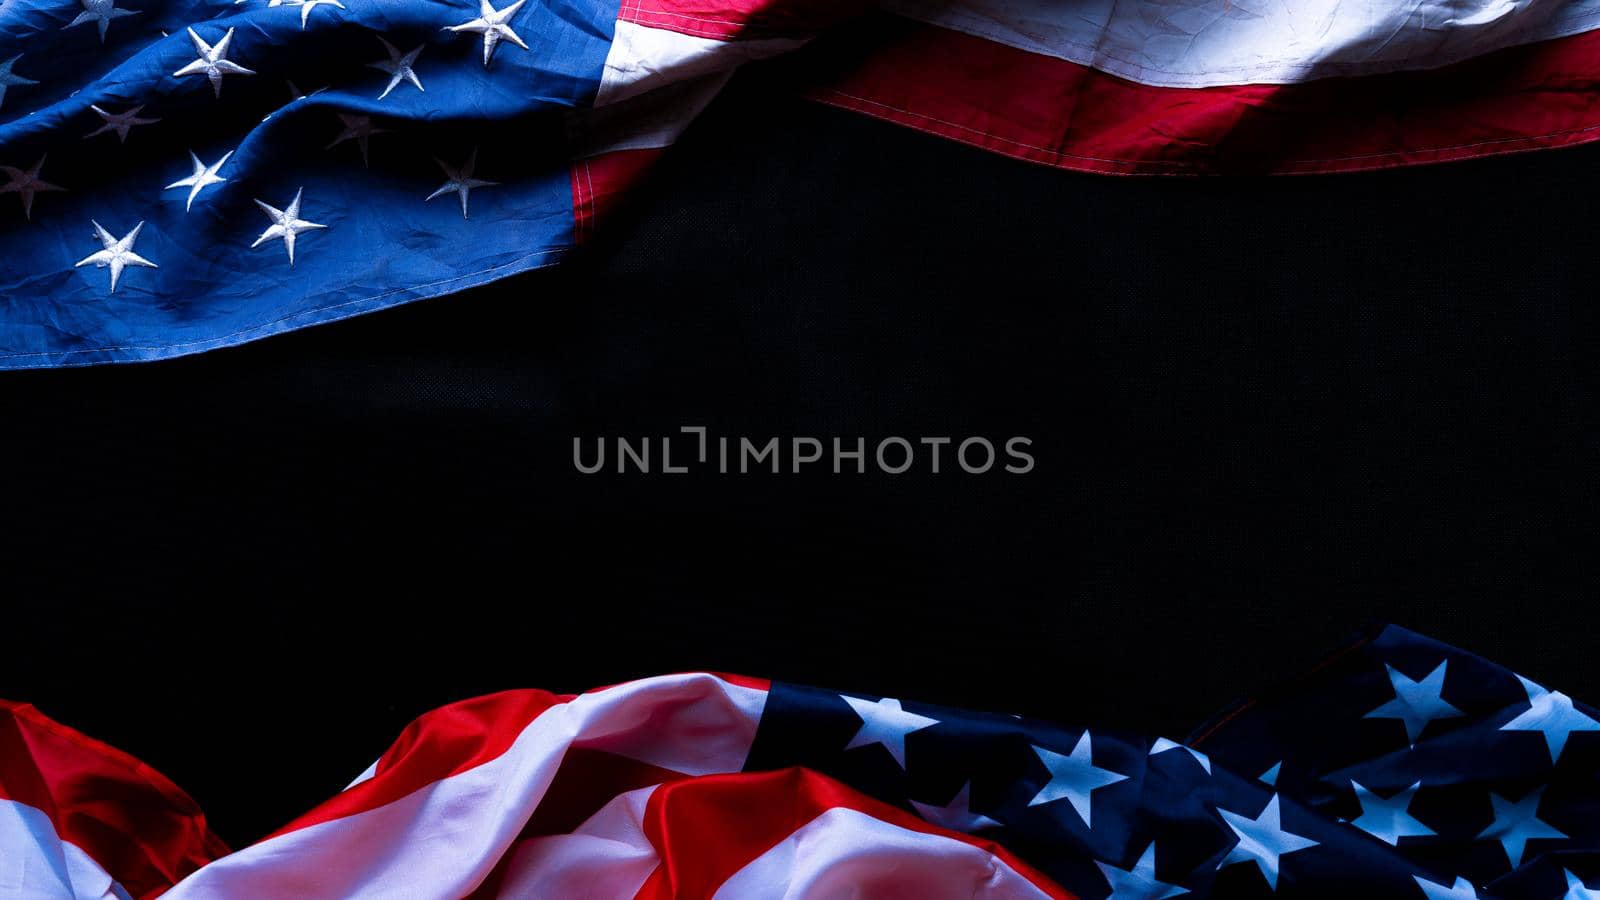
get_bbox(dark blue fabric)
[749,625,1600,898]
[0,0,613,367]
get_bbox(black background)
[3,62,1597,846]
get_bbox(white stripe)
[345,759,379,790]
[596,21,801,108]
[886,0,1600,88]
[494,786,661,899]
[572,71,734,158]
[712,807,1055,899]
[575,674,764,776]
[574,20,803,157]
[0,799,131,900]
[164,674,765,900]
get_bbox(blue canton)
[0,0,617,366]
[747,625,1600,898]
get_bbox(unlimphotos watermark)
[574,428,1034,475]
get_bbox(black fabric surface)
[2,63,1597,846]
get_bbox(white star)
[173,27,255,98]
[1150,737,1211,774]
[75,220,157,292]
[1365,661,1464,745]
[839,695,936,769]
[1216,794,1319,891]
[0,54,38,111]
[1027,732,1128,827]
[250,187,326,265]
[1500,674,1600,764]
[86,104,160,143]
[425,147,497,218]
[1413,875,1478,899]
[266,0,344,29]
[165,149,230,211]
[325,113,389,166]
[1,155,65,220]
[1096,842,1189,900]
[368,37,424,99]
[63,0,139,43]
[447,0,527,67]
[1476,786,1565,868]
[1349,781,1434,846]
[910,781,1000,833]
[1564,870,1600,900]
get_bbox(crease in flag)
[4,0,1600,367]
[5,624,1600,898]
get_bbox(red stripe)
[0,700,226,899]
[808,15,1600,175]
[258,673,768,838]
[618,0,861,40]
[708,671,770,691]
[466,747,690,899]
[262,689,569,840]
[521,747,687,839]
[633,767,1074,898]
[571,148,664,245]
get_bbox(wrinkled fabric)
[5,0,1600,368]
[0,0,617,368]
[5,626,1600,897]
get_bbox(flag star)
[86,104,160,143]
[368,37,425,99]
[1150,737,1211,774]
[1259,761,1282,786]
[1027,732,1128,828]
[1216,794,1319,891]
[425,147,497,218]
[1413,875,1478,899]
[1096,842,1189,900]
[447,0,528,67]
[1365,661,1464,745]
[251,187,326,265]
[165,149,230,211]
[1564,870,1600,900]
[1349,781,1434,846]
[75,220,157,292]
[1500,674,1600,763]
[910,782,1000,833]
[0,54,38,111]
[1477,786,1565,868]
[1,155,65,220]
[300,0,344,24]
[265,0,344,29]
[173,27,255,98]
[840,695,937,769]
[325,113,389,166]
[63,0,138,43]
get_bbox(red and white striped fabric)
[570,0,1600,235]
[3,675,1066,899]
[0,699,224,900]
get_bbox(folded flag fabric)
[6,624,1600,898]
[3,0,1600,368]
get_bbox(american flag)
[5,624,1600,897]
[3,0,1600,368]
